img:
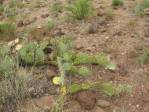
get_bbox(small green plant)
[0,22,16,41]
[0,45,14,76]
[67,0,94,20]
[0,56,14,75]
[63,82,132,96]
[73,52,117,70]
[47,19,55,30]
[19,42,45,65]
[134,0,149,16]
[100,82,132,96]
[49,2,64,13]
[138,49,149,64]
[112,0,123,6]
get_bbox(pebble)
[97,100,111,108]
[95,107,105,112]
[75,91,96,110]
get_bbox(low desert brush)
[67,0,94,20]
[112,0,123,6]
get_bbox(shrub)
[47,19,55,30]
[67,0,94,20]
[0,45,14,76]
[112,0,123,6]
[0,56,14,75]
[0,70,29,111]
[19,42,45,65]
[0,22,16,41]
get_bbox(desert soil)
[1,0,149,112]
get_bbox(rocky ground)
[1,0,149,112]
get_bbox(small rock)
[65,101,82,112]
[24,17,37,26]
[75,91,96,110]
[88,23,98,34]
[51,28,65,37]
[75,44,84,50]
[144,8,149,15]
[105,36,109,39]
[100,28,106,33]
[96,10,104,16]
[46,68,56,80]
[95,107,105,112]
[17,20,24,27]
[97,100,111,108]
[119,65,128,76]
[34,95,54,109]
[41,13,49,18]
[86,47,92,52]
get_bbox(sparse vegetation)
[19,42,45,65]
[67,0,94,20]
[0,0,148,112]
[0,68,30,112]
[50,2,64,13]
[112,0,123,6]
[138,49,149,64]
[0,45,14,76]
[0,22,16,41]
[47,19,55,30]
[134,0,149,16]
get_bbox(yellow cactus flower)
[52,76,61,85]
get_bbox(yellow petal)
[52,76,61,85]
[60,86,67,96]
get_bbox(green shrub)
[73,53,117,70]
[67,82,132,96]
[135,0,149,16]
[100,82,132,96]
[63,63,91,76]
[0,45,14,76]
[0,56,14,75]
[112,0,123,6]
[0,22,16,41]
[47,19,55,30]
[67,0,94,20]
[19,42,45,65]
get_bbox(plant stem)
[57,56,65,86]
